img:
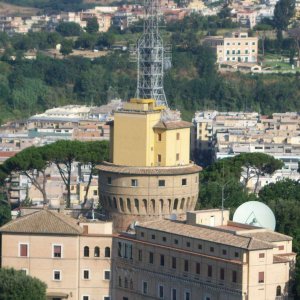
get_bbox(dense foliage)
[1,140,109,207]
[0,11,298,122]
[0,268,47,300]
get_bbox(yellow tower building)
[97,99,201,232]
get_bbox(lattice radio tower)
[133,0,170,107]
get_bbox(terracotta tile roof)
[153,120,192,130]
[240,231,292,242]
[97,162,202,175]
[0,151,18,158]
[137,220,274,250]
[273,253,296,263]
[0,210,82,235]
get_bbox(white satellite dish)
[233,201,276,231]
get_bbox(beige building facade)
[0,210,113,300]
[112,210,296,300]
[204,32,258,64]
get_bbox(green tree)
[258,179,300,297]
[60,39,73,56]
[78,141,109,206]
[45,140,82,208]
[274,0,295,40]
[86,17,99,34]
[56,22,82,37]
[0,268,46,300]
[3,147,50,204]
[233,153,284,193]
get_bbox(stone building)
[0,210,113,300]
[97,98,201,232]
[112,209,296,300]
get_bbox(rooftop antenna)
[133,0,170,107]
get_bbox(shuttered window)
[20,244,28,257]
[258,272,264,283]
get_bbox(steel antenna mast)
[136,0,169,107]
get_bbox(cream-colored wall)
[247,250,290,300]
[112,99,191,167]
[1,234,79,299]
[79,235,112,300]
[113,111,161,166]
[78,183,98,202]
[1,223,113,300]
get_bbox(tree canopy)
[0,268,47,300]
[56,22,82,37]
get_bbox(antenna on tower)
[131,0,170,107]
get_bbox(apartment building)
[0,209,113,300]
[112,209,295,300]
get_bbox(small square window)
[198,244,202,250]
[53,270,61,281]
[259,253,265,258]
[104,297,110,300]
[131,179,138,187]
[141,232,144,237]
[83,296,89,300]
[162,236,167,242]
[235,252,239,258]
[158,154,162,163]
[151,234,155,240]
[93,190,97,196]
[107,177,112,185]
[186,241,191,247]
[182,178,187,186]
[158,180,165,187]
[176,153,180,161]
[174,239,178,245]
[222,249,227,255]
[83,270,89,280]
[104,270,110,280]
[210,247,214,253]
[278,245,284,250]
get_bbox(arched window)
[118,276,122,287]
[160,199,164,213]
[134,199,139,213]
[151,199,155,213]
[108,197,112,208]
[143,199,148,213]
[120,198,124,212]
[105,247,111,258]
[113,197,117,209]
[168,199,171,212]
[94,246,100,257]
[124,277,128,288]
[173,198,178,210]
[276,286,281,296]
[83,246,89,257]
[127,198,131,212]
